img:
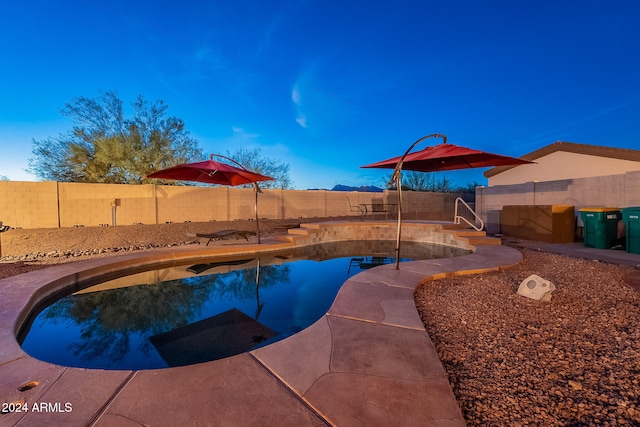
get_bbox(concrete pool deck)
[0,221,523,426]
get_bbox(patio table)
[359,202,398,220]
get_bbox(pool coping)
[0,221,523,426]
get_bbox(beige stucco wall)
[477,170,640,234]
[488,152,640,186]
[0,181,464,229]
[0,181,60,229]
[58,182,158,227]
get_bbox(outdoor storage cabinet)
[502,205,575,243]
[622,207,640,254]
[579,208,621,249]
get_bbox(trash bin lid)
[579,207,620,212]
[622,206,640,212]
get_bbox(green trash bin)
[622,207,640,254]
[579,208,621,249]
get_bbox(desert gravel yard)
[416,249,640,426]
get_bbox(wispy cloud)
[291,86,301,104]
[296,115,308,128]
[190,45,226,76]
[231,126,260,141]
[291,85,308,128]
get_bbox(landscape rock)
[517,274,555,301]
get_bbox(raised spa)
[19,240,470,370]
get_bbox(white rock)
[517,274,556,301]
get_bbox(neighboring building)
[484,141,640,186]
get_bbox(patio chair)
[371,198,387,219]
[347,197,365,220]
[187,229,257,246]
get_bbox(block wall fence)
[475,170,640,234]
[0,181,462,229]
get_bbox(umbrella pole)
[390,134,448,270]
[254,183,261,244]
[255,258,263,319]
[395,173,403,269]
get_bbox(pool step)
[441,224,502,246]
[464,235,502,246]
[273,225,319,243]
[272,221,501,246]
[286,227,322,238]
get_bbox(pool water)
[20,241,470,370]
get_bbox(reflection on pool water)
[20,241,470,370]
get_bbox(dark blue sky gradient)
[1,1,639,188]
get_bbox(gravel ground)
[0,218,312,277]
[416,249,640,426]
[2,221,639,426]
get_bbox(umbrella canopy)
[361,134,534,269]
[361,142,533,172]
[147,154,274,243]
[147,157,273,186]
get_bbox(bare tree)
[384,170,453,192]
[225,147,293,189]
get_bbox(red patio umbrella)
[361,134,533,269]
[147,154,274,243]
[363,139,533,172]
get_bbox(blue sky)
[1,1,639,190]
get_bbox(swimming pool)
[20,241,470,370]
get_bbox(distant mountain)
[330,184,384,193]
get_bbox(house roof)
[484,141,640,178]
